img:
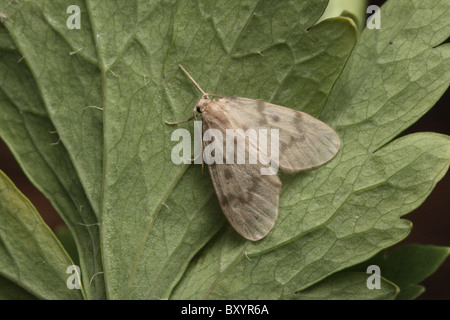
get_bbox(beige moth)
[166,65,340,241]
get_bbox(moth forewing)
[202,116,281,241]
[223,97,340,173]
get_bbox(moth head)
[194,95,210,114]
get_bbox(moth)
[166,65,340,241]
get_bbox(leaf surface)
[0,0,103,215]
[356,244,450,300]
[0,0,448,300]
[0,12,104,299]
[0,171,83,299]
[294,271,399,300]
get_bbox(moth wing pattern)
[224,97,341,173]
[202,116,281,241]
[171,65,341,241]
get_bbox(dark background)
[0,0,448,300]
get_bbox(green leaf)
[0,275,37,300]
[172,133,450,299]
[0,0,103,216]
[294,272,399,300]
[0,0,448,300]
[0,23,15,50]
[171,0,450,299]
[0,28,104,299]
[55,226,80,267]
[322,1,450,149]
[358,244,450,300]
[0,170,83,300]
[317,0,368,30]
[87,0,358,299]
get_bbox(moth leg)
[165,108,198,125]
[164,114,195,125]
[189,151,202,162]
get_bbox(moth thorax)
[195,97,210,112]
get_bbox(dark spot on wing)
[257,99,265,112]
[254,214,263,222]
[237,195,246,204]
[272,115,280,122]
[292,113,303,126]
[226,193,246,206]
[246,177,260,202]
[224,168,233,180]
[220,196,229,207]
[287,132,305,145]
[296,132,305,143]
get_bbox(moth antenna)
[178,64,207,96]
